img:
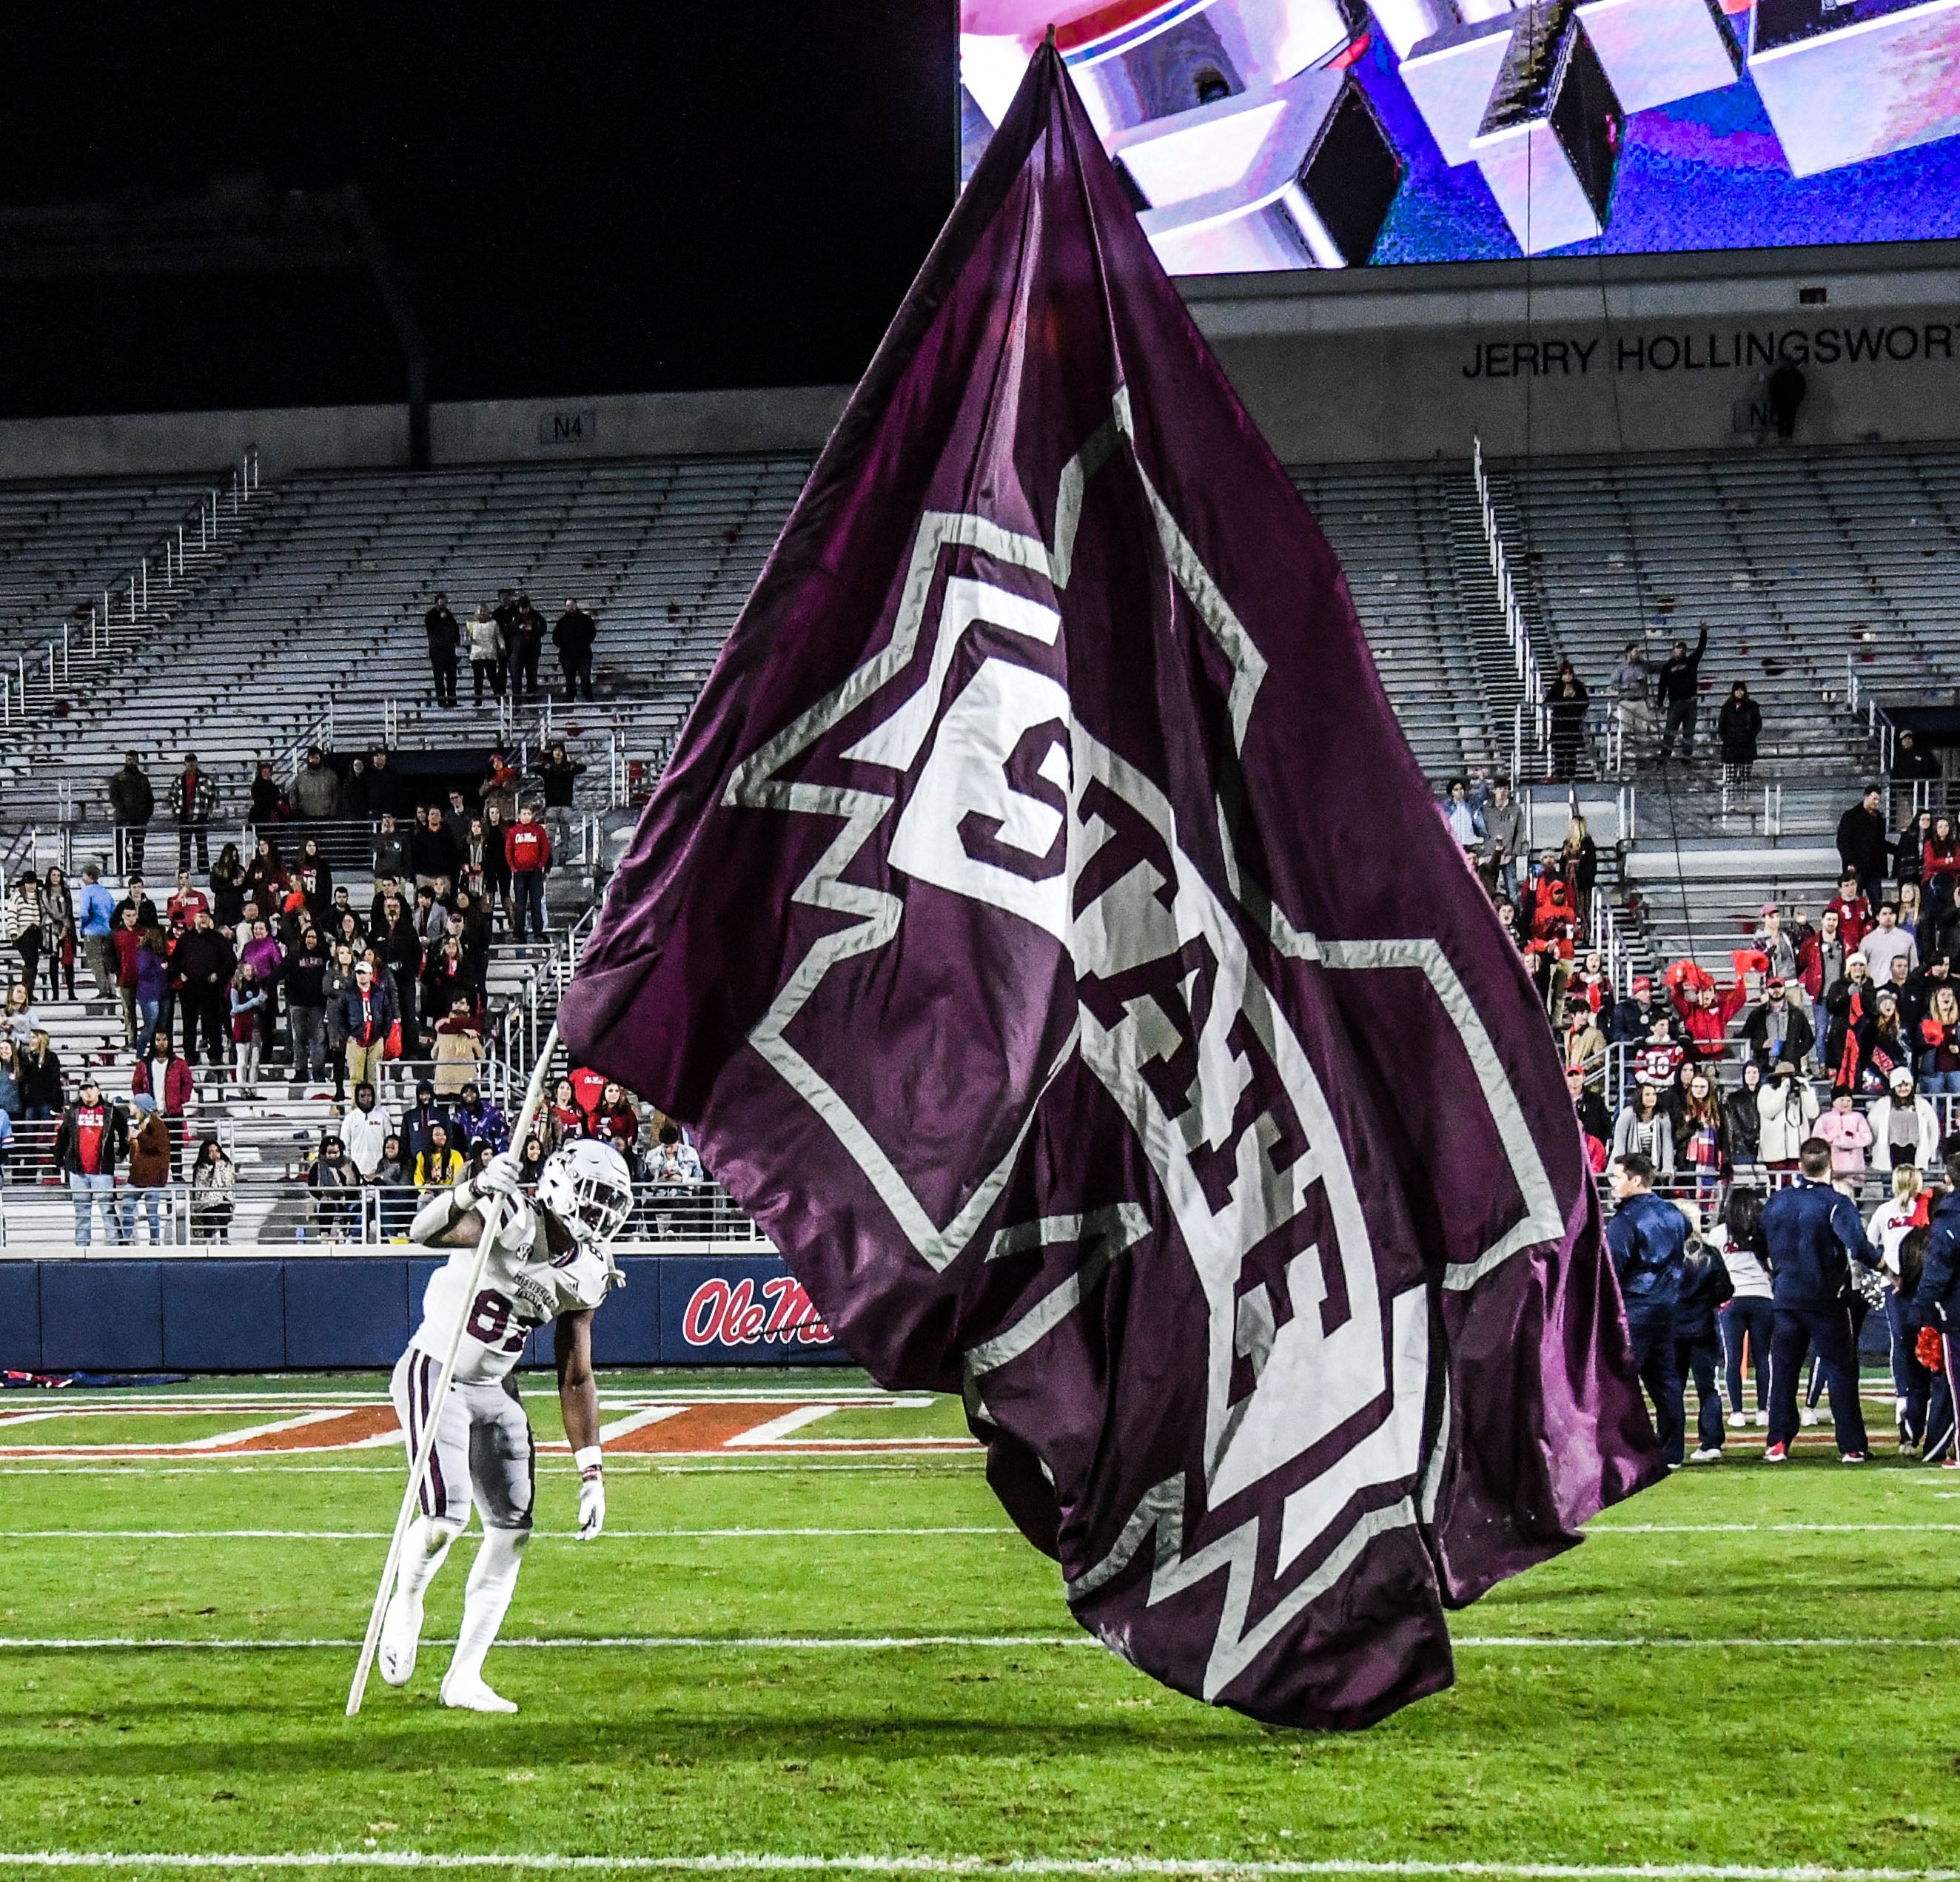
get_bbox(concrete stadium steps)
[1620,841,1843,978]
[0,471,225,661]
[1477,445,1960,781]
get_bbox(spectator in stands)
[1801,907,1847,1055]
[245,837,286,917]
[369,1132,411,1238]
[1896,881,1926,956]
[249,761,285,827]
[167,753,218,873]
[77,864,117,1004]
[425,592,461,708]
[411,882,449,952]
[291,748,342,821]
[1611,642,1654,753]
[432,995,484,1099]
[1742,976,1812,1077]
[54,1075,130,1247]
[107,753,155,876]
[0,1039,24,1162]
[189,1137,235,1243]
[1896,808,1936,890]
[132,925,170,1063]
[159,915,224,1083]
[1674,1069,1728,1201]
[545,1077,581,1152]
[1665,962,1744,1062]
[534,742,585,860]
[340,1081,393,1181]
[411,804,460,887]
[37,865,76,1001]
[1919,981,1960,1095]
[323,943,359,1100]
[1544,663,1588,782]
[1568,1064,1611,1171]
[1819,1090,1874,1183]
[372,813,409,884]
[1475,776,1524,901]
[554,597,597,702]
[1891,729,1941,810]
[1611,1079,1675,1180]
[1865,987,1916,1091]
[5,873,41,998]
[451,1081,508,1155]
[1757,1063,1816,1173]
[1870,1067,1941,1174]
[338,959,395,1096]
[229,960,267,1098]
[207,844,245,929]
[1753,905,1799,984]
[420,932,473,1028]
[1716,682,1762,790]
[124,1095,173,1246]
[5,981,38,1047]
[506,597,544,700]
[132,1032,193,1177]
[1656,626,1708,762]
[365,750,406,821]
[17,1031,59,1174]
[400,1080,448,1163]
[1824,952,1876,1091]
[1924,813,1960,928]
[380,896,423,1054]
[1440,779,1476,848]
[1562,817,1598,918]
[307,1132,362,1241]
[506,802,551,943]
[414,1120,464,1197]
[285,926,330,1086]
[1760,1137,1881,1462]
[1713,1186,1772,1430]
[168,870,210,928]
[1862,902,1918,984]
[1606,1152,1690,1465]
[340,754,370,824]
[650,1121,704,1187]
[466,605,506,705]
[1726,1062,1765,1174]
[1837,786,1892,905]
[1630,1009,1685,1092]
[110,907,144,1049]
[1563,1004,1605,1086]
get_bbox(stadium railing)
[0,1177,767,1251]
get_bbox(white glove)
[476,1149,525,1199]
[575,1447,605,1540]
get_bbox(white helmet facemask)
[537,1140,635,1246]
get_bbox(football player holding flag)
[379,1137,635,1712]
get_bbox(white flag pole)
[345,1021,563,1717]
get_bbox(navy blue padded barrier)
[41,1262,165,1372]
[0,1263,41,1370]
[591,1257,663,1365]
[164,1263,284,1371]
[284,1260,411,1368]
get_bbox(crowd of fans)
[420,590,599,708]
[0,736,714,1245]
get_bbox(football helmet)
[537,1140,635,1246]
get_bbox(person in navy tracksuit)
[1912,1157,1960,1467]
[1756,1137,1883,1461]
[1605,1152,1690,1466]
[1675,1227,1734,1459]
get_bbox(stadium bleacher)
[2,437,1956,1248]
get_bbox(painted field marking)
[1588,1523,1960,1533]
[0,1459,985,1476]
[0,1861,1956,1880]
[0,1526,1014,1541]
[3,1634,1958,1653]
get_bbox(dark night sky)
[3,4,958,417]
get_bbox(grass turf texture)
[0,1369,1955,1873]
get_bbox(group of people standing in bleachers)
[421,589,599,708]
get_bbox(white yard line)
[0,1526,1012,1541]
[0,1858,1955,1878]
[597,1407,691,1443]
[3,1633,1957,1653]
[1589,1523,1960,1534]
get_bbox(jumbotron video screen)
[959,0,1960,269]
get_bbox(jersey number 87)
[467,1288,531,1353]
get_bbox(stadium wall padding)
[2,1255,846,1371]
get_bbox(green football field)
[0,1368,1956,1878]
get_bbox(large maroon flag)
[560,41,1662,1729]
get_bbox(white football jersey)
[409,1199,612,1385]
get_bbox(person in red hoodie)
[504,803,552,944]
[1663,959,1748,1063]
[1825,873,1873,952]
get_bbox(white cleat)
[440,1671,517,1713]
[377,1590,423,1687]
[1752,1411,1768,1429]
[1799,1407,1819,1426]
[1688,1447,1724,1463]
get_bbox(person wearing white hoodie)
[1867,1067,1941,1174]
[1756,1063,1819,1169]
[340,1080,396,1182]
